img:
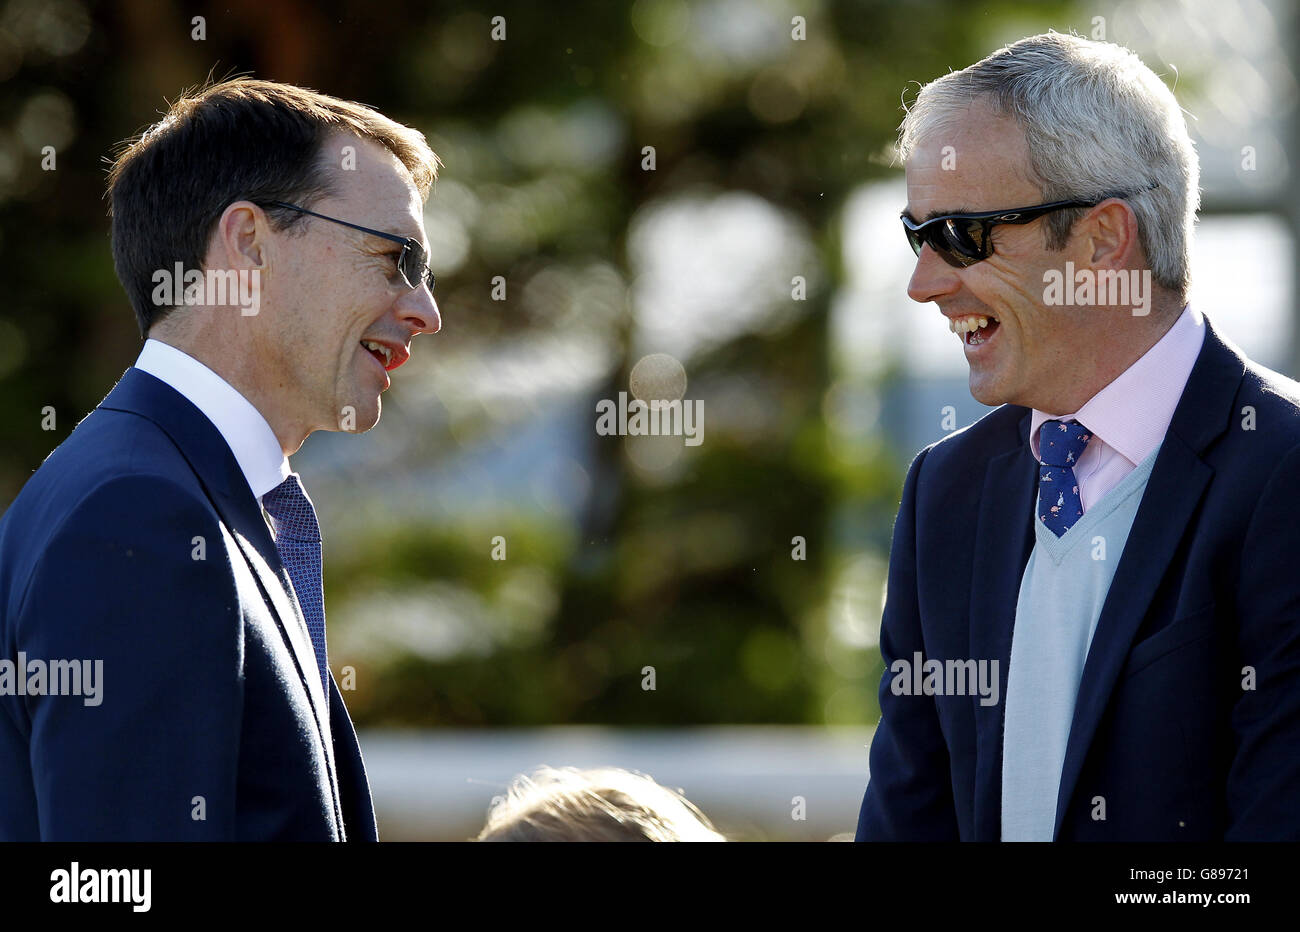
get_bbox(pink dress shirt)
[1029,304,1206,512]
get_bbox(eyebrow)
[360,227,424,251]
[400,231,431,254]
[902,206,973,224]
[346,213,422,245]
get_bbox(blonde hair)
[476,767,727,842]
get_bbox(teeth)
[948,316,993,334]
[362,340,392,365]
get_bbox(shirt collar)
[1030,304,1205,465]
[133,338,291,499]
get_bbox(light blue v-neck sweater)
[1001,444,1162,841]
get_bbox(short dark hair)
[107,78,440,336]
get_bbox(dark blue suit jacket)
[0,367,378,840]
[857,315,1300,841]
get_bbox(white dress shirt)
[133,338,291,501]
[134,339,332,749]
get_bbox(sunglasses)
[901,182,1159,268]
[260,200,435,293]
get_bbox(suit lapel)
[98,367,345,831]
[214,489,333,745]
[214,493,345,837]
[329,673,379,841]
[1051,316,1245,838]
[969,414,1037,841]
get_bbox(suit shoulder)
[0,408,216,585]
[1240,358,1300,426]
[5,406,206,518]
[1209,357,1300,475]
[2,469,225,623]
[913,404,1028,474]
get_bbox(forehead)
[322,133,425,236]
[904,102,1038,215]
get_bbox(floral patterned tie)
[1037,419,1092,537]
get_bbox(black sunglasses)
[901,182,1159,268]
[260,200,435,294]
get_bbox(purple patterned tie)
[1037,419,1093,537]
[262,474,330,698]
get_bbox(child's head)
[476,766,726,842]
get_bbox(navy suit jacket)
[0,367,378,840]
[857,314,1300,841]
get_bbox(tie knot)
[262,474,321,542]
[1038,419,1092,468]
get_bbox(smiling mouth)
[949,314,1001,346]
[361,339,394,367]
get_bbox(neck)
[1035,294,1185,415]
[147,315,311,456]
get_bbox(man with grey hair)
[856,32,1300,841]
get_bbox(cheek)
[971,261,1054,342]
[983,258,1044,303]
[965,265,1025,319]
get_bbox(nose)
[397,285,441,335]
[906,243,963,305]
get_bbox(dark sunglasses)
[260,200,435,294]
[901,182,1159,268]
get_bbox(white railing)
[361,726,873,842]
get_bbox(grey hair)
[898,32,1199,294]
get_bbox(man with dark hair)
[0,78,440,840]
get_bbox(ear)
[1082,198,1143,271]
[209,201,267,271]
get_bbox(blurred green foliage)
[1,0,1073,726]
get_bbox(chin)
[968,363,1025,408]
[357,401,381,432]
[334,396,381,433]
[968,379,1002,408]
